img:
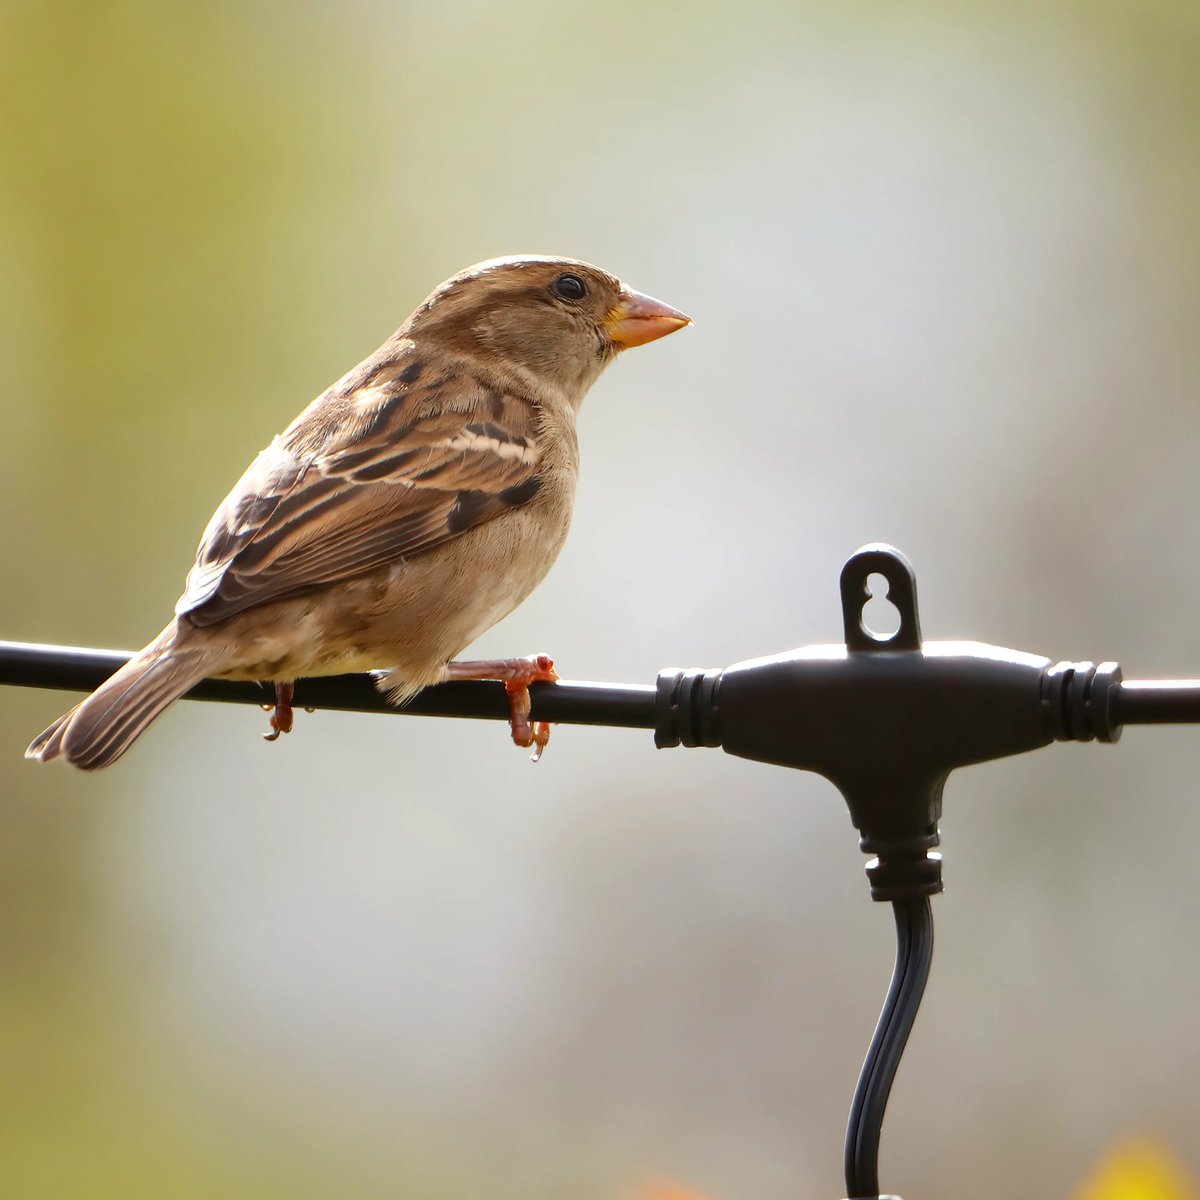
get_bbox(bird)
[26,255,691,769]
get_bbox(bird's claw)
[529,722,551,763]
[446,653,558,760]
[261,681,295,743]
[504,665,555,761]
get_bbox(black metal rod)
[844,896,935,1199]
[9,639,1200,734]
[1113,680,1200,725]
[0,640,657,730]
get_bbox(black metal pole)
[7,639,1200,732]
[1114,680,1200,724]
[0,640,657,729]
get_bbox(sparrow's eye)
[552,273,587,301]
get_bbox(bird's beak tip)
[606,289,694,349]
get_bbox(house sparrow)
[26,255,691,769]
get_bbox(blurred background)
[2,1,1199,1197]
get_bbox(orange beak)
[605,288,693,349]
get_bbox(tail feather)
[25,708,76,762]
[26,632,215,770]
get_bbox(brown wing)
[176,362,543,628]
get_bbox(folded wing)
[176,364,542,628]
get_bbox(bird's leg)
[261,680,295,742]
[444,653,559,761]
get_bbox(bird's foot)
[261,680,295,742]
[445,653,559,761]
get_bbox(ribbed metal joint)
[1042,660,1123,744]
[654,668,723,749]
[860,829,944,902]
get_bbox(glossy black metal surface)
[0,641,657,729]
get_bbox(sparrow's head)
[407,255,692,395]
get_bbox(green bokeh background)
[2,2,1199,1197]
